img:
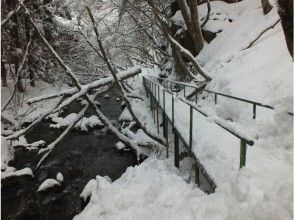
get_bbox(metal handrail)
[149,75,293,118]
[143,76,253,170]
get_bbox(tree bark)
[25,17,35,87]
[177,0,204,55]
[277,0,293,57]
[1,61,8,87]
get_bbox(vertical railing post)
[183,86,186,97]
[153,83,156,123]
[163,90,166,138]
[174,130,179,168]
[156,84,159,133]
[239,139,247,169]
[163,90,169,158]
[253,104,256,119]
[195,91,198,105]
[215,94,217,105]
[195,163,200,186]
[172,94,174,133]
[189,105,193,155]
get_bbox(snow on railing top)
[149,75,293,118]
[144,76,254,146]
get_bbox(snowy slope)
[197,0,292,110]
[76,0,292,219]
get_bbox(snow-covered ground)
[1,80,67,125]
[76,0,292,219]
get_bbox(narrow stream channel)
[1,88,138,220]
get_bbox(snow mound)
[50,113,104,131]
[37,178,60,192]
[115,141,126,150]
[75,156,292,220]
[56,172,64,182]
[80,99,101,107]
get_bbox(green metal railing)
[143,76,254,172]
[149,76,293,119]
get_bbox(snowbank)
[75,156,292,220]
[37,178,60,192]
[1,80,67,124]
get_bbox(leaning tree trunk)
[177,0,204,56]
[261,0,273,15]
[277,0,293,57]
[25,17,35,87]
[12,14,25,93]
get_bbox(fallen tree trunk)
[27,67,141,104]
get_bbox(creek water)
[1,88,138,220]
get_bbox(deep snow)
[76,0,293,219]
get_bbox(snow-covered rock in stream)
[80,99,101,107]
[50,113,104,131]
[56,172,64,182]
[104,94,110,99]
[37,179,60,192]
[115,141,126,150]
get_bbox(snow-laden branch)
[18,2,144,158]
[27,67,141,104]
[36,103,90,170]
[168,35,212,81]
[1,1,23,26]
[86,6,166,145]
[5,96,66,140]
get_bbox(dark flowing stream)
[1,88,138,220]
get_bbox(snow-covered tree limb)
[18,2,144,158]
[27,67,141,104]
[86,6,166,145]
[168,35,212,81]
[1,1,23,26]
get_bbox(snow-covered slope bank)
[76,0,292,219]
[197,0,292,110]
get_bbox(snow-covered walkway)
[144,76,255,185]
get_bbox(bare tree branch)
[201,0,211,28]
[2,33,32,112]
[244,19,281,50]
[1,1,23,26]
